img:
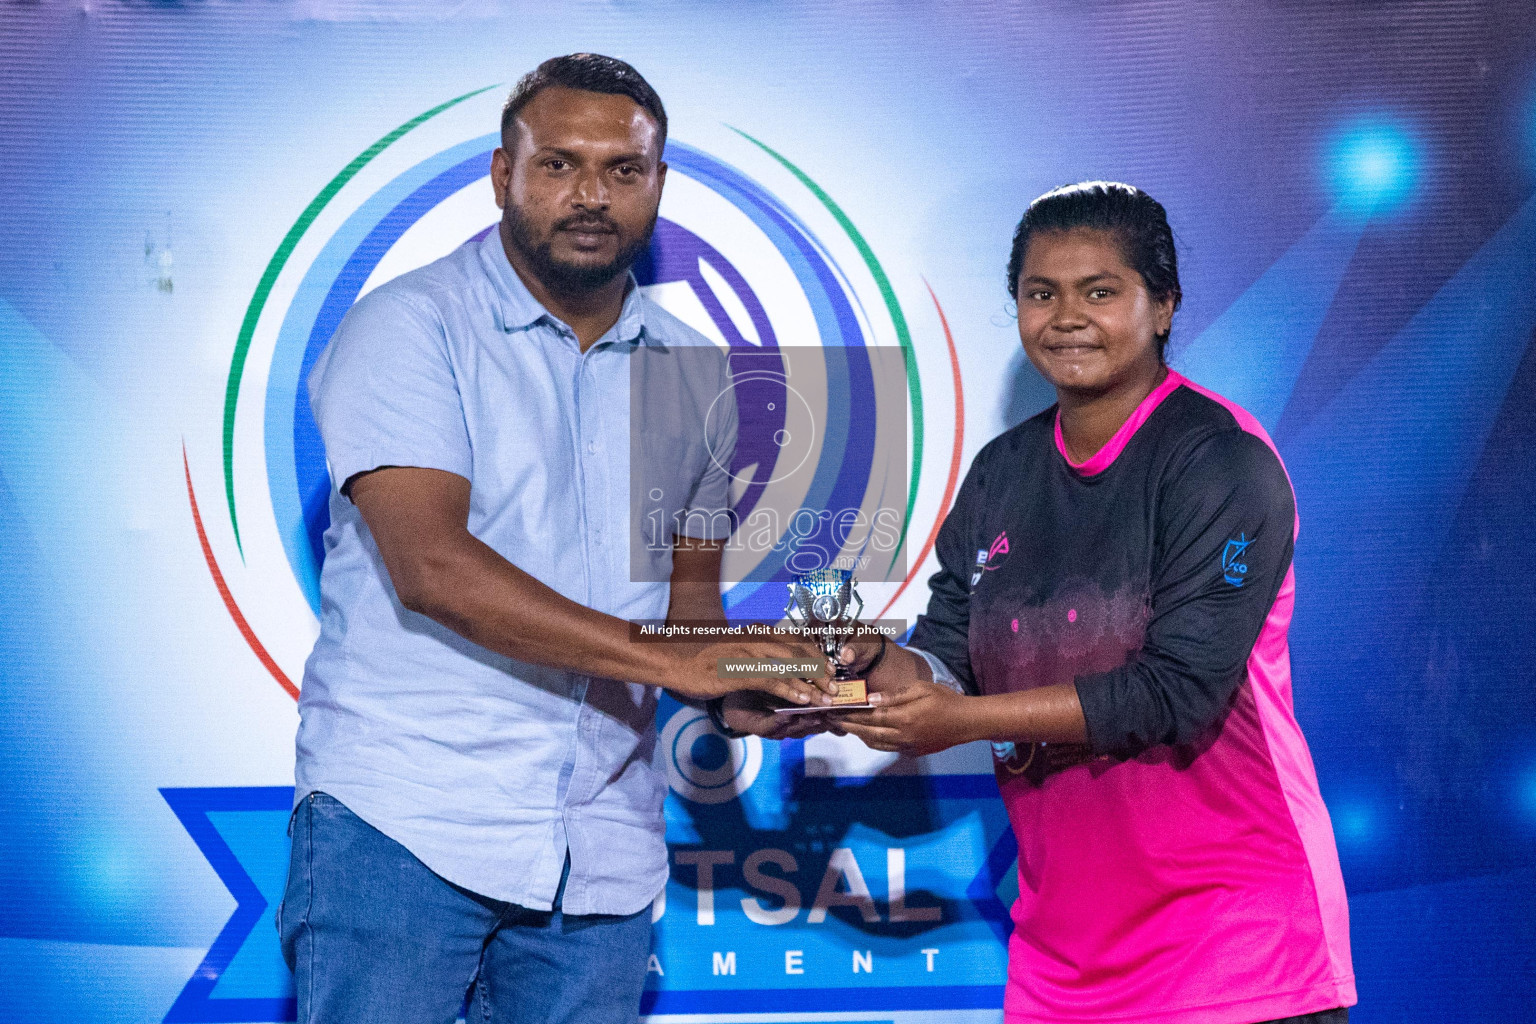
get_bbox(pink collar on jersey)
[1054,368,1186,476]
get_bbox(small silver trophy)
[777,568,875,712]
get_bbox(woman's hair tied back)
[1007,180,1182,356]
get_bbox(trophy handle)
[848,588,864,622]
[784,588,807,625]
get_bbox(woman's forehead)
[1021,228,1134,278]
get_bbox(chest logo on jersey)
[1222,533,1253,587]
[970,531,1011,588]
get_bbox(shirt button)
[587,440,597,453]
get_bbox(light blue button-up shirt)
[296,230,735,915]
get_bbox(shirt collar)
[478,229,650,346]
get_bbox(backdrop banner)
[2,3,1535,1023]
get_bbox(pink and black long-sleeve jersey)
[908,370,1356,1024]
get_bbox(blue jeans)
[278,792,653,1024]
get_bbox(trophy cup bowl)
[778,568,875,711]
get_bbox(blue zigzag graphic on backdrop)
[965,828,1020,946]
[160,788,296,1023]
[1289,194,1536,627]
[1173,204,1367,432]
[1282,194,1536,799]
[166,780,1016,1021]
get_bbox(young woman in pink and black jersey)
[837,182,1356,1024]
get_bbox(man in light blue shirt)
[278,54,835,1024]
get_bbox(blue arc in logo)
[264,137,881,621]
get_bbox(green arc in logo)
[221,85,497,558]
[728,129,925,574]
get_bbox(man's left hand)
[719,690,837,740]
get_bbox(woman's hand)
[835,679,978,756]
[836,637,930,694]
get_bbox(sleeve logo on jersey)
[1222,534,1253,587]
[970,531,1010,588]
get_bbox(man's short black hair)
[501,53,667,149]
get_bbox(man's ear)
[490,146,511,210]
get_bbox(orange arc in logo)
[184,444,300,700]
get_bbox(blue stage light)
[1325,116,1423,216]
[1519,765,1536,822]
[1333,801,1375,846]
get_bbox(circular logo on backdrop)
[193,90,959,803]
[258,132,902,623]
[659,707,764,804]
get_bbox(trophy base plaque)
[832,677,868,705]
[774,676,874,714]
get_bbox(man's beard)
[504,204,656,295]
